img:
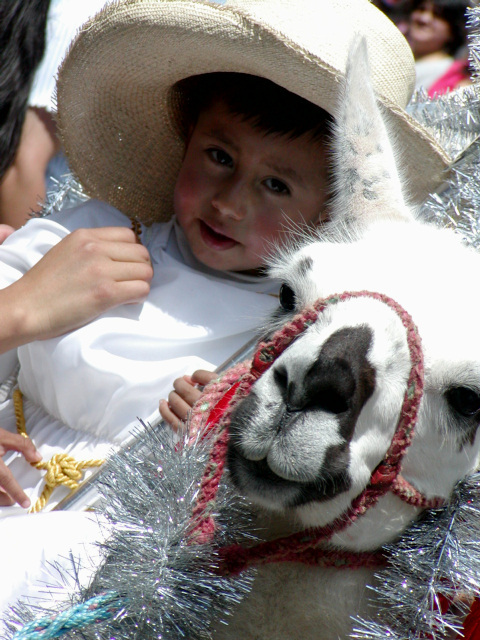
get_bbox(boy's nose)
[211,178,248,221]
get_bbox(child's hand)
[159,369,217,431]
[7,226,153,344]
[0,429,42,508]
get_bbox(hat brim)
[57,0,451,223]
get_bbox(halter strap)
[188,291,445,573]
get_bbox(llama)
[197,39,480,640]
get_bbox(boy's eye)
[263,177,290,196]
[207,148,234,168]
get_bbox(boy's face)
[174,100,329,273]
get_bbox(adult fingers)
[0,490,15,506]
[0,430,42,463]
[0,460,31,508]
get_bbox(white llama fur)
[213,40,480,640]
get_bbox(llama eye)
[445,387,480,418]
[279,284,296,311]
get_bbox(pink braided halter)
[188,291,445,574]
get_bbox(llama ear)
[330,37,413,227]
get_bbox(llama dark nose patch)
[273,325,376,439]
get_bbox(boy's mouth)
[199,220,239,251]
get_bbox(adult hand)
[5,226,153,345]
[0,429,42,508]
[159,369,217,431]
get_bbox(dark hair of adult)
[0,0,51,178]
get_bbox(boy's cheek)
[245,222,282,263]
[173,171,197,222]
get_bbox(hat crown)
[223,0,416,108]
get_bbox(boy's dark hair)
[0,0,51,178]
[173,72,332,144]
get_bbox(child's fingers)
[191,370,217,387]
[167,389,194,421]
[172,375,203,407]
[159,399,185,432]
[160,372,214,432]
[0,460,31,508]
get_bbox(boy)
[0,0,448,514]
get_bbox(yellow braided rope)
[13,388,104,513]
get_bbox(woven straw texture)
[56,0,451,223]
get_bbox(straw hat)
[56,0,451,224]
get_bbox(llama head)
[226,39,480,547]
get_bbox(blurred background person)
[406,0,472,95]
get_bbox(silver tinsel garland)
[5,424,255,640]
[412,6,480,251]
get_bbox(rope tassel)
[13,389,104,512]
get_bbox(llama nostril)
[314,380,352,414]
[272,326,374,415]
[304,355,356,414]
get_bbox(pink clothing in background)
[428,58,470,96]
